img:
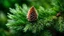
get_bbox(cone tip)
[30,6,35,9]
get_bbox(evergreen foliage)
[6,0,64,36]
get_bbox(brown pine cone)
[27,6,38,22]
[56,12,61,17]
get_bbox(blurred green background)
[0,0,64,36]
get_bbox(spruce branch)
[6,3,58,34]
[6,0,64,35]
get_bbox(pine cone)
[27,6,38,22]
[56,12,61,17]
